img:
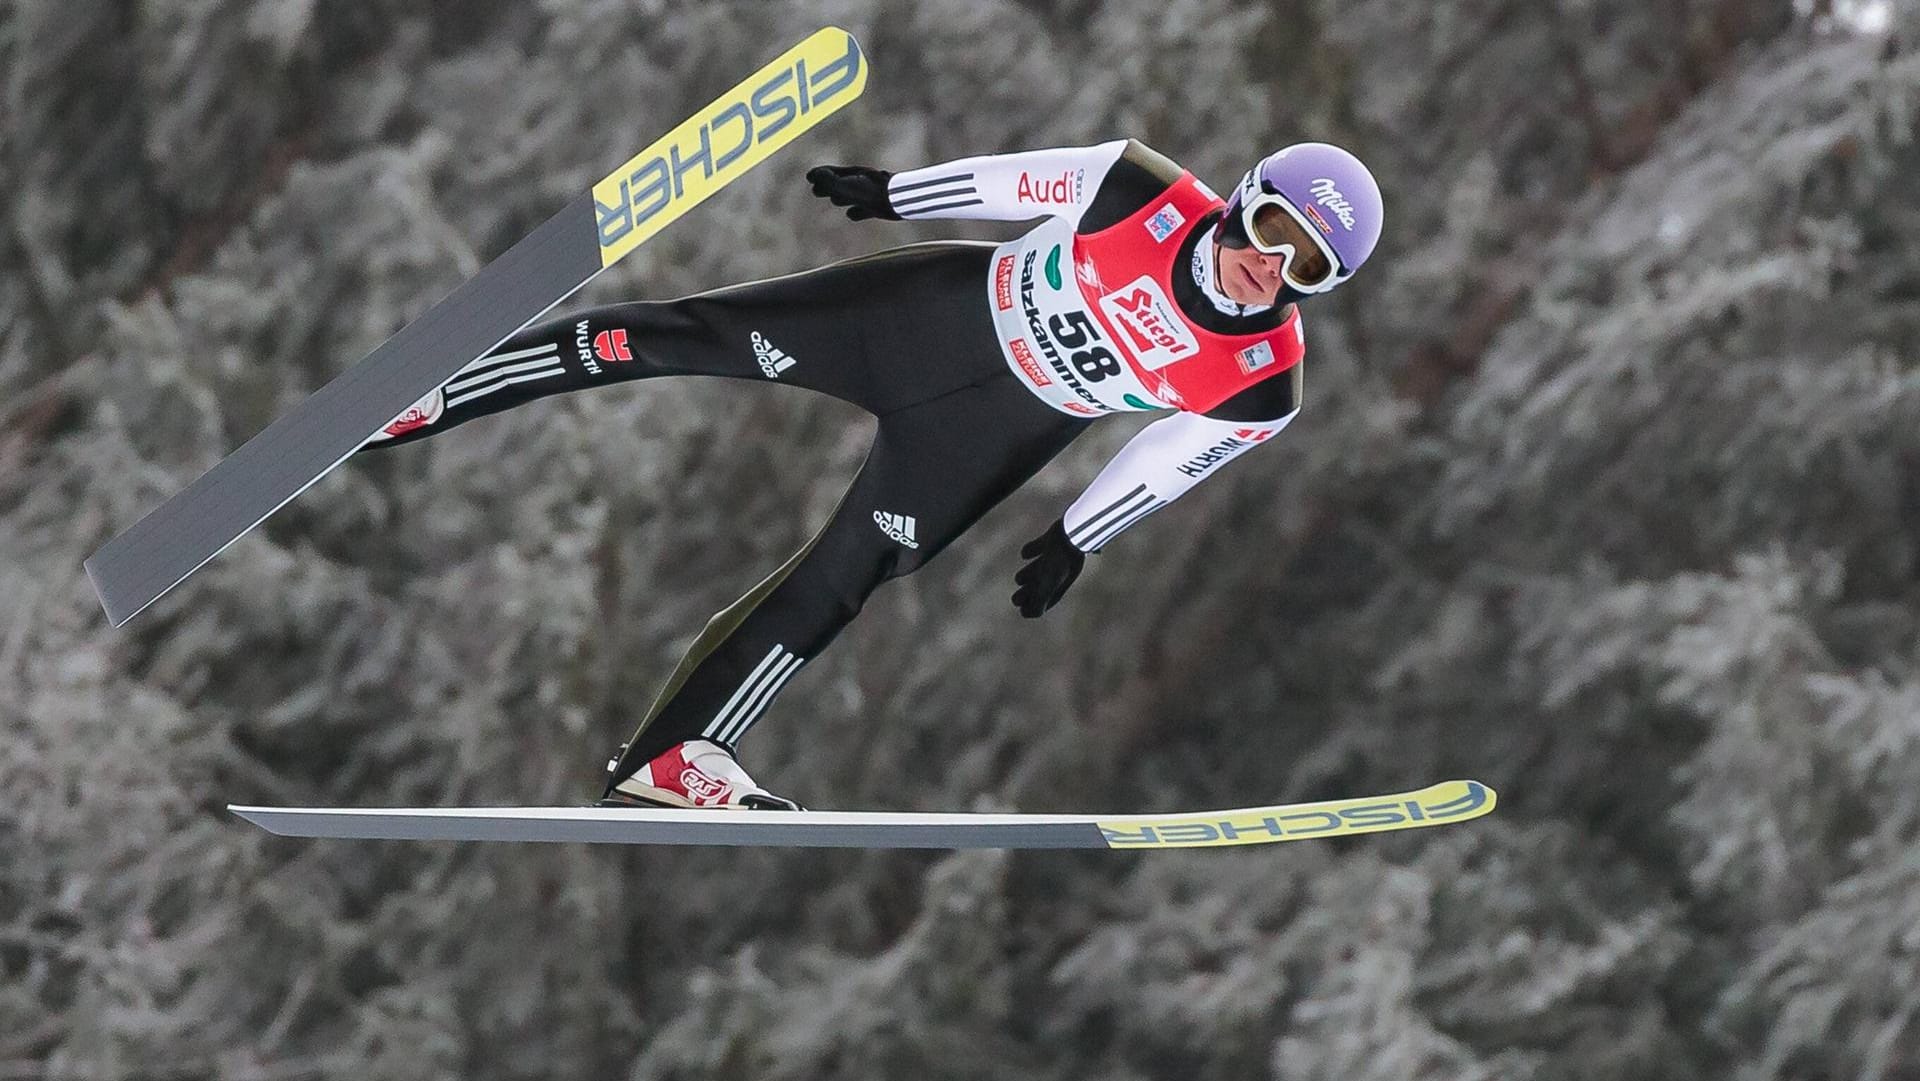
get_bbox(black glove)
[806,165,901,221]
[1012,519,1087,619]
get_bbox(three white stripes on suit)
[704,644,804,746]
[445,340,812,747]
[700,488,1156,747]
[436,339,1149,745]
[444,341,569,409]
[1068,483,1166,552]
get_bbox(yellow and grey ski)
[85,27,868,627]
[229,779,1495,850]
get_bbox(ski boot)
[598,739,802,810]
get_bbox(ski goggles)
[1236,184,1346,295]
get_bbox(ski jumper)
[357,140,1306,789]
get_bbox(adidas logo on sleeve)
[751,331,797,379]
[873,511,919,549]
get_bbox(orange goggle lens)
[1248,200,1338,288]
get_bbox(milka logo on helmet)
[750,331,796,379]
[1309,178,1356,230]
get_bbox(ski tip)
[1095,778,1499,850]
[808,25,867,56]
[1412,778,1497,820]
[1461,778,1498,811]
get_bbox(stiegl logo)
[1098,277,1199,370]
[751,331,797,378]
[873,511,919,549]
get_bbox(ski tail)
[83,195,603,626]
[84,27,868,626]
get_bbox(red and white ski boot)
[600,740,801,810]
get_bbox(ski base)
[229,779,1495,850]
[84,26,867,626]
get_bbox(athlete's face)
[1214,240,1287,307]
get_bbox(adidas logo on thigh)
[751,331,797,379]
[873,511,919,549]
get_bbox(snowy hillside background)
[5,1,1920,1078]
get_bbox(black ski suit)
[362,140,1302,795]
[365,242,1090,787]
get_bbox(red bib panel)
[1072,173,1304,414]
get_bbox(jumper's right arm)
[809,140,1182,229]
[885,141,1128,227]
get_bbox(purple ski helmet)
[1219,142,1383,296]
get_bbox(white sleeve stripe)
[1067,484,1150,546]
[444,367,566,408]
[893,184,978,209]
[446,355,562,394]
[1075,492,1154,548]
[1086,499,1167,552]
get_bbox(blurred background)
[4,1,1919,1078]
